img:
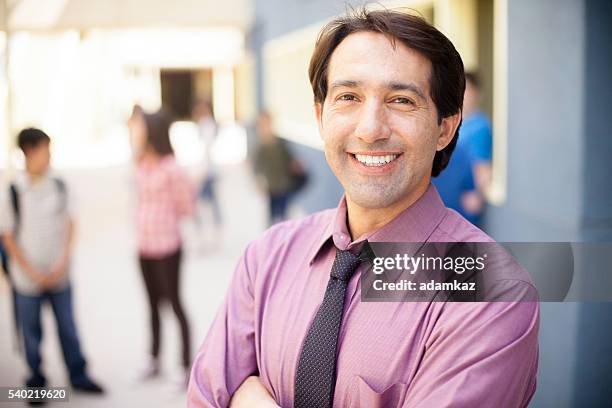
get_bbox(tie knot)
[331,250,361,281]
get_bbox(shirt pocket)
[347,375,408,408]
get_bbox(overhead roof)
[1,0,253,31]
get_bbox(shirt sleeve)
[467,123,493,162]
[188,243,259,407]
[403,300,539,408]
[452,146,476,193]
[460,151,476,193]
[169,163,196,218]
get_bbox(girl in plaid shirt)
[130,108,195,385]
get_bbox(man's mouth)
[352,153,401,167]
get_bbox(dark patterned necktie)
[294,248,362,408]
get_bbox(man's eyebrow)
[329,80,427,101]
[329,80,360,90]
[387,81,427,101]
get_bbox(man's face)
[316,31,457,210]
[257,114,274,141]
[25,141,51,175]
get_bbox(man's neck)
[25,168,47,183]
[346,178,430,240]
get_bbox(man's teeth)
[355,154,399,167]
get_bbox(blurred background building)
[1,0,611,407]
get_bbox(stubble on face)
[324,138,435,209]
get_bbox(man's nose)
[353,101,391,144]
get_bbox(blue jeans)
[199,175,222,226]
[15,285,87,384]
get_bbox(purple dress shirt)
[188,185,539,407]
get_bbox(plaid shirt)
[136,156,195,258]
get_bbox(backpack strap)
[9,183,20,235]
[53,177,67,213]
[8,178,67,235]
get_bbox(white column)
[434,0,478,70]
[212,65,235,125]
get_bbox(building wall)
[488,0,582,406]
[573,0,612,406]
[487,0,612,406]
[582,0,612,243]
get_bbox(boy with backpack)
[0,128,104,401]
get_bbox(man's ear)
[315,102,324,139]
[436,111,462,151]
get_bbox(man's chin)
[345,189,403,210]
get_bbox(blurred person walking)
[129,108,195,387]
[192,100,223,248]
[0,201,21,353]
[253,111,307,226]
[0,128,104,402]
[432,143,480,224]
[0,229,9,275]
[461,72,492,190]
[434,72,492,226]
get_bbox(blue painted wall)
[486,0,612,406]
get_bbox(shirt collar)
[19,170,51,189]
[309,184,447,265]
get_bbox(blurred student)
[0,229,8,274]
[192,100,223,245]
[0,128,104,400]
[462,73,493,216]
[435,72,492,226]
[0,199,9,279]
[461,73,492,188]
[253,111,305,225]
[432,144,480,224]
[0,175,22,351]
[130,108,195,386]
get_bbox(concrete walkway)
[0,161,275,407]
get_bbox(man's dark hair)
[308,8,465,177]
[17,128,51,153]
[143,109,175,156]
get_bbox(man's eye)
[392,97,414,105]
[338,94,357,101]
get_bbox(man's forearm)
[48,219,75,281]
[474,162,492,193]
[62,219,76,259]
[2,234,40,280]
[229,376,279,408]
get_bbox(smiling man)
[189,9,538,408]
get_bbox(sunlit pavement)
[0,160,272,407]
